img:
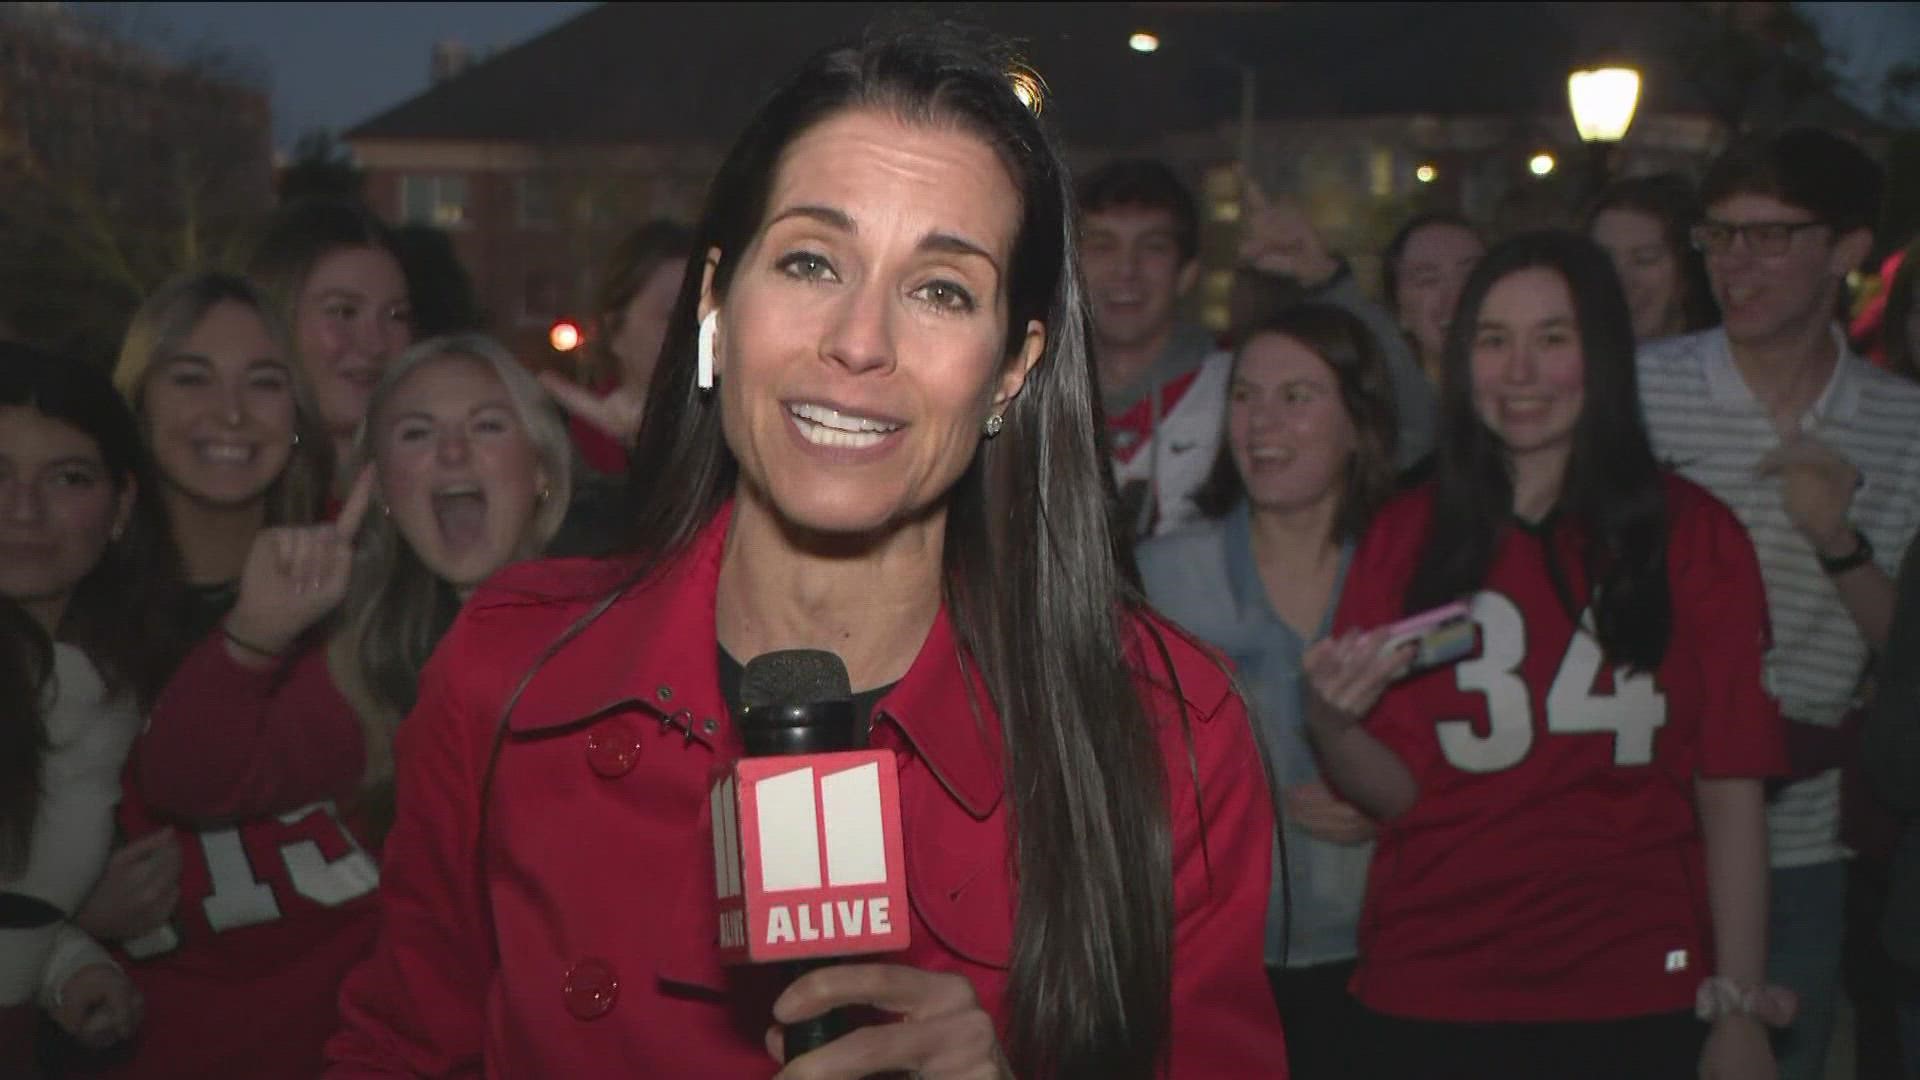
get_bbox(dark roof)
[348,2,1875,147]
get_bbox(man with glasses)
[1640,127,1920,1079]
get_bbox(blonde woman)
[112,335,569,1078]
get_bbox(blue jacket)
[1138,503,1370,968]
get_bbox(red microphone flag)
[713,749,911,964]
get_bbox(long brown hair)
[610,25,1174,1077]
[5,341,178,710]
[1192,302,1401,544]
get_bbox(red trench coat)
[327,506,1289,1077]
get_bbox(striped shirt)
[1639,327,1920,868]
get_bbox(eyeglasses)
[1689,220,1828,257]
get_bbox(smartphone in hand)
[1379,600,1476,678]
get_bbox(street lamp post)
[1567,65,1641,202]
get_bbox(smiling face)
[143,300,297,509]
[1079,205,1196,358]
[1469,267,1586,483]
[0,406,133,632]
[1226,333,1356,517]
[1591,206,1683,343]
[1702,192,1851,353]
[703,108,1042,539]
[374,354,550,591]
[1396,222,1485,370]
[294,245,414,437]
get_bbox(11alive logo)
[712,749,911,964]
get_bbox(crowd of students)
[5,24,1920,1080]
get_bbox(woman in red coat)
[328,25,1289,1080]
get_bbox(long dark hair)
[1405,232,1670,672]
[1193,302,1400,545]
[0,597,52,876]
[1585,173,1719,334]
[2,343,181,708]
[618,25,1171,1077]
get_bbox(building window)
[400,174,469,228]
[517,175,556,227]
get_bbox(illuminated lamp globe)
[1567,67,1641,143]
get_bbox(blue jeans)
[1769,861,1847,1080]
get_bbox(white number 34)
[1437,592,1667,773]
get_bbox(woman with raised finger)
[1304,232,1787,1079]
[108,333,571,1079]
[327,25,1288,1080]
[1138,303,1399,1079]
[80,271,334,1078]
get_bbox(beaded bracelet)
[1695,975,1799,1026]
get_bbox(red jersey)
[85,640,381,1079]
[1333,475,1785,1022]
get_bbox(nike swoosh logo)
[1168,441,1198,454]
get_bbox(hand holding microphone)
[766,964,1011,1080]
[715,650,1010,1079]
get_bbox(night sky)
[79,1,1920,150]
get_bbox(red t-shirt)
[1333,475,1786,1022]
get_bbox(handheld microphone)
[712,650,910,1058]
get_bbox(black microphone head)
[740,649,852,708]
[738,649,858,755]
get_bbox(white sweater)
[0,645,140,1004]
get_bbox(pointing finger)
[335,465,377,538]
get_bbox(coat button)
[561,957,619,1020]
[585,724,640,778]
[700,717,718,735]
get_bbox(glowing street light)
[1567,67,1641,143]
[1568,65,1641,200]
[548,319,583,353]
[1129,31,1161,53]
[1529,152,1557,177]
[1415,163,1438,184]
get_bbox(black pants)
[1357,1006,1707,1080]
[1267,961,1366,1079]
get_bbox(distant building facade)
[345,1,1872,367]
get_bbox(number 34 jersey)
[1334,475,1786,1023]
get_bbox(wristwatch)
[1817,527,1874,575]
